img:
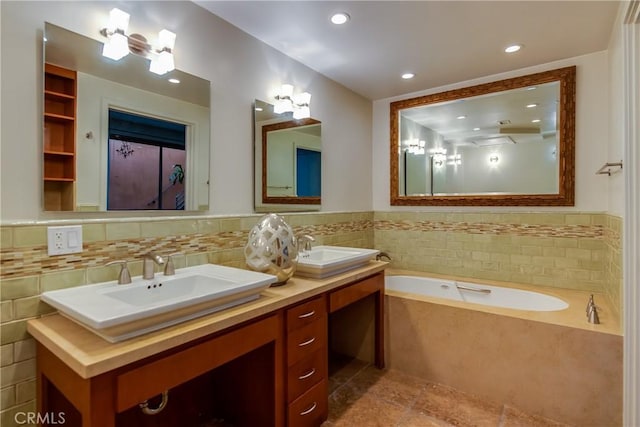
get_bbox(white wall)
[0,1,373,222]
[373,51,613,212]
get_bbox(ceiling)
[196,1,620,100]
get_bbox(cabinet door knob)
[298,337,316,347]
[300,402,317,416]
[298,368,316,380]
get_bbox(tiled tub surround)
[0,212,373,425]
[385,270,623,427]
[374,212,622,309]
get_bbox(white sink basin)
[41,264,277,342]
[295,246,380,279]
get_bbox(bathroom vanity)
[27,262,386,427]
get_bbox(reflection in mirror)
[43,22,210,212]
[391,67,575,206]
[254,99,321,212]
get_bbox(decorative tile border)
[0,220,374,279]
[374,219,603,239]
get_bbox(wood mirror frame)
[261,118,321,205]
[390,66,576,206]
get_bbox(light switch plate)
[47,225,83,256]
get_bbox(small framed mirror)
[254,99,321,212]
[390,66,576,206]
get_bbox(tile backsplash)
[0,210,622,424]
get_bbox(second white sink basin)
[41,264,277,342]
[295,246,380,279]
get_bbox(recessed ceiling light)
[330,12,350,25]
[457,115,467,120]
[473,127,481,131]
[255,107,263,112]
[401,73,415,80]
[526,103,538,108]
[504,44,522,53]
[532,119,541,123]
[168,78,180,84]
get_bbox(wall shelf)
[44,63,76,211]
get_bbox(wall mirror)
[390,66,575,206]
[254,99,321,212]
[43,22,211,212]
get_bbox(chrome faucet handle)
[163,252,184,276]
[106,260,132,285]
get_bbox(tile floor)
[322,355,573,427]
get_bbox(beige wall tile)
[82,223,106,243]
[0,359,36,388]
[0,386,15,411]
[1,344,13,367]
[0,302,13,322]
[0,400,35,427]
[105,222,141,240]
[15,379,35,404]
[14,296,56,319]
[40,269,85,292]
[0,227,13,249]
[0,277,39,301]
[0,320,30,346]
[12,226,47,248]
[13,340,35,363]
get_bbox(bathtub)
[383,271,622,426]
[386,275,568,312]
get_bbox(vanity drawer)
[287,295,326,332]
[287,380,328,427]
[287,317,326,367]
[287,349,327,403]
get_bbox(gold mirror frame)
[261,118,321,205]
[390,66,576,206]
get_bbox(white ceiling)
[196,1,620,100]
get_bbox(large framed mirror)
[43,22,211,212]
[254,99,321,212]
[390,66,575,206]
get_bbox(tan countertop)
[27,262,387,379]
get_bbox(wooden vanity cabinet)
[285,295,329,426]
[33,268,387,427]
[37,314,284,427]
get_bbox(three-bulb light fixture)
[274,84,312,120]
[100,8,176,76]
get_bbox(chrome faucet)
[142,252,165,280]
[297,235,315,256]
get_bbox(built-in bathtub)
[386,275,569,312]
[384,271,622,427]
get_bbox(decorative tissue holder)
[244,213,298,285]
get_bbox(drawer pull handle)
[298,368,316,380]
[298,337,316,347]
[298,310,316,319]
[139,390,169,415]
[300,402,317,416]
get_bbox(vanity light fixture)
[330,12,350,25]
[274,84,312,119]
[100,8,177,75]
[405,139,426,155]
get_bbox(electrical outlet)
[47,226,83,256]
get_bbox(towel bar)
[596,161,623,176]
